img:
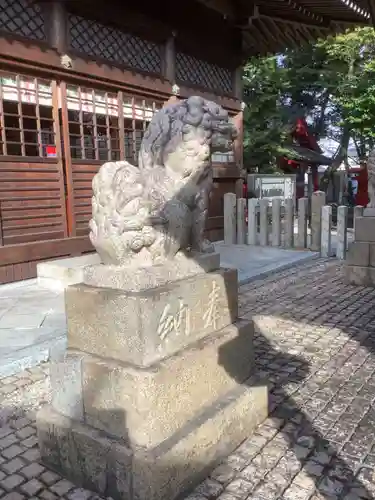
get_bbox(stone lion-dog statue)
[89,96,238,268]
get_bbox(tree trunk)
[314,90,330,140]
[319,126,350,192]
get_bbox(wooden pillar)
[233,67,243,101]
[232,100,245,198]
[0,205,3,246]
[232,65,244,186]
[45,0,67,53]
[163,34,178,106]
[163,34,176,83]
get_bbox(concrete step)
[0,280,67,379]
[34,243,321,290]
[37,253,100,290]
[0,326,67,379]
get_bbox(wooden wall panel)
[0,161,66,246]
[206,164,242,242]
[71,162,100,236]
[0,236,94,284]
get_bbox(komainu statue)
[367,148,375,208]
[89,96,237,268]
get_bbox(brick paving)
[0,259,375,499]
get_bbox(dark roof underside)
[197,0,371,57]
[286,145,333,164]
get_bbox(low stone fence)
[224,191,364,259]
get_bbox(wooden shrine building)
[0,0,371,283]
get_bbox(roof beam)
[282,0,325,24]
[258,12,329,28]
[268,18,300,48]
[255,18,284,51]
[194,0,236,17]
[367,0,375,26]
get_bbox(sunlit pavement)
[0,259,375,499]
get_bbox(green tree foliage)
[243,57,290,172]
[243,27,375,177]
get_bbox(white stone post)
[224,192,236,244]
[310,191,326,251]
[321,205,332,257]
[336,205,348,260]
[297,197,308,248]
[353,205,364,234]
[247,198,258,245]
[284,198,294,248]
[271,198,281,247]
[259,199,269,246]
[236,198,246,244]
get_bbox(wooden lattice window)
[0,0,45,41]
[0,73,55,157]
[176,52,233,96]
[68,14,162,75]
[65,85,121,162]
[64,85,163,163]
[123,97,163,164]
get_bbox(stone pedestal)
[345,214,375,286]
[37,259,267,500]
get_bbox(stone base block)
[346,241,370,267]
[52,319,254,448]
[37,254,100,290]
[66,268,238,367]
[344,265,375,286]
[84,252,221,291]
[37,381,267,500]
[363,207,375,217]
[354,216,375,242]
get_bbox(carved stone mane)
[89,96,237,268]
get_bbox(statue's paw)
[199,239,215,253]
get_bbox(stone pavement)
[0,259,375,499]
[0,281,65,379]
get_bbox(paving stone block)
[16,426,36,440]
[21,463,45,479]
[20,479,44,496]
[2,493,26,500]
[2,445,25,459]
[2,457,26,474]
[66,488,93,500]
[0,434,18,450]
[50,479,75,496]
[39,471,60,486]
[0,473,25,490]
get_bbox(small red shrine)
[279,117,332,199]
[349,164,369,206]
